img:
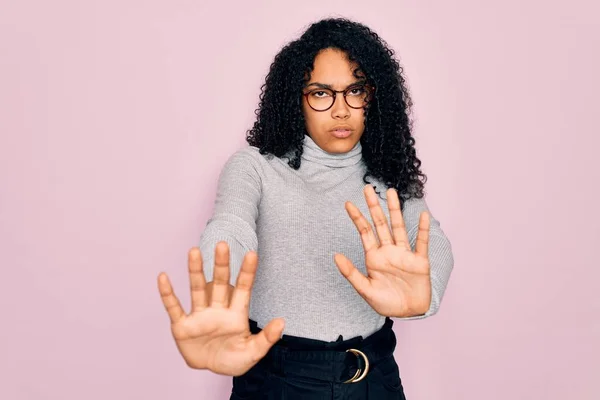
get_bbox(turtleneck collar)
[301,134,363,168]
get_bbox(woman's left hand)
[335,185,431,318]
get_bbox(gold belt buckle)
[343,348,370,383]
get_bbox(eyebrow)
[304,79,366,90]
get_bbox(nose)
[331,93,350,119]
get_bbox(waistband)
[249,317,396,383]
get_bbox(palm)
[335,185,432,318]
[173,307,248,342]
[158,243,284,376]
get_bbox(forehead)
[308,48,362,86]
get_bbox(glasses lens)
[307,89,334,111]
[345,86,370,108]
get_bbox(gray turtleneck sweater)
[199,135,454,341]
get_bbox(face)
[302,48,370,154]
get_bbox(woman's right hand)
[157,241,285,376]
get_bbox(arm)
[199,149,262,286]
[156,149,284,376]
[396,196,454,320]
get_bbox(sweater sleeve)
[396,196,454,320]
[199,149,262,286]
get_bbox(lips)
[330,126,353,139]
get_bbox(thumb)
[250,318,285,359]
[334,253,370,298]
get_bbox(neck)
[301,135,362,168]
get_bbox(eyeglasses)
[302,84,374,112]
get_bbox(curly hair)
[246,17,426,201]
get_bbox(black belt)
[249,317,396,384]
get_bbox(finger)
[188,247,207,312]
[249,318,285,362]
[210,241,231,308]
[334,253,371,299]
[157,273,185,324]
[345,201,379,253]
[387,188,410,250]
[364,185,394,246]
[415,211,431,257]
[230,251,258,311]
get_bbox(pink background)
[1,1,598,399]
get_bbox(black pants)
[230,318,407,399]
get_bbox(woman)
[158,17,454,399]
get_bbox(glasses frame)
[302,84,375,112]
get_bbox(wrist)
[389,301,429,318]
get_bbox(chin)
[324,138,359,153]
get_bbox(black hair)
[246,18,426,200]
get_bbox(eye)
[347,86,365,96]
[311,90,332,98]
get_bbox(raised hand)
[157,242,284,376]
[334,185,432,318]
